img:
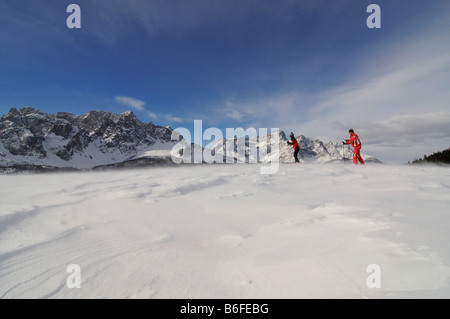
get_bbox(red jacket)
[288,138,300,150]
[345,133,362,149]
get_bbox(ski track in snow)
[1,164,450,298]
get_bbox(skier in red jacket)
[287,132,300,163]
[343,129,365,165]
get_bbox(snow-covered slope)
[1,164,449,298]
[0,107,176,169]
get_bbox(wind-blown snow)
[1,164,450,298]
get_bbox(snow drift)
[1,163,449,298]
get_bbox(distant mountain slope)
[0,107,176,169]
[210,130,381,164]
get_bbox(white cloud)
[165,114,183,123]
[360,112,450,146]
[224,106,244,121]
[222,101,254,122]
[113,96,184,124]
[115,96,146,111]
[147,111,158,121]
[309,54,450,125]
[215,92,313,128]
[115,96,162,121]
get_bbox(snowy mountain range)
[0,107,177,170]
[0,108,380,171]
[210,130,380,164]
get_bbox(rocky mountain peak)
[0,108,176,169]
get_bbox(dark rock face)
[0,107,174,168]
[0,108,47,158]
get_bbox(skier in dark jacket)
[287,132,300,163]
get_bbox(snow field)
[0,163,450,298]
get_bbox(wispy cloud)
[359,112,450,147]
[165,114,183,123]
[114,95,160,121]
[115,96,146,111]
[214,92,314,128]
[147,111,158,121]
[357,112,450,162]
[114,95,184,124]
[71,0,338,46]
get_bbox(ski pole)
[343,143,345,164]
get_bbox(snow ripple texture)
[1,164,450,298]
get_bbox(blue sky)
[1,0,450,163]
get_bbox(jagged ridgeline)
[210,131,380,164]
[0,107,176,171]
[0,108,381,172]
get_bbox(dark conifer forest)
[410,148,450,165]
